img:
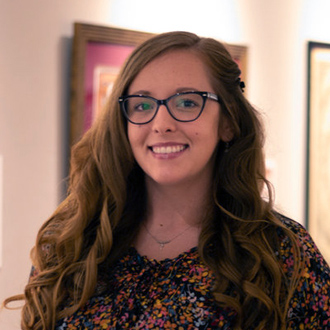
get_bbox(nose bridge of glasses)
[156,99,172,115]
[150,98,176,123]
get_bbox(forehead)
[128,49,214,95]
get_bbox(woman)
[5,31,330,329]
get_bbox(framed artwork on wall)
[306,41,330,263]
[70,23,155,145]
[70,23,248,145]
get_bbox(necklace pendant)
[143,222,192,251]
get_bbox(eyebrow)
[129,90,151,96]
[128,87,200,96]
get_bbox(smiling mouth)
[150,145,188,154]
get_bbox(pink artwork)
[84,42,135,131]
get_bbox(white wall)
[1,0,329,328]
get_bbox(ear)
[218,116,234,142]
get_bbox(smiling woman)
[4,31,330,330]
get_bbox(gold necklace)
[143,223,192,250]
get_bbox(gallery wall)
[1,0,329,328]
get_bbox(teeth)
[152,145,186,154]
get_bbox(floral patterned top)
[55,217,330,329]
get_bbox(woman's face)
[127,49,232,188]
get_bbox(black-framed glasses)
[118,91,220,125]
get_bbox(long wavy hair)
[4,31,303,330]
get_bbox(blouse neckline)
[128,246,199,266]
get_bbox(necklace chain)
[143,223,192,250]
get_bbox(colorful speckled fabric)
[55,217,330,329]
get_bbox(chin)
[147,173,200,189]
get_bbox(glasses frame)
[118,91,220,125]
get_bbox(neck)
[145,176,212,228]
[134,176,213,260]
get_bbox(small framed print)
[306,41,330,263]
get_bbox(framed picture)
[70,23,248,145]
[70,23,154,144]
[306,41,330,263]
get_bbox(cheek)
[127,123,141,142]
[210,115,221,141]
[127,125,146,154]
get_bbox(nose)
[151,104,176,133]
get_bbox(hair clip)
[239,80,245,93]
[236,77,245,93]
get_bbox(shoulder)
[275,212,307,236]
[274,212,327,264]
[274,214,330,326]
[274,212,329,270]
[274,212,311,247]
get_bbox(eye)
[174,94,202,110]
[176,98,197,108]
[134,102,152,111]
[130,98,155,112]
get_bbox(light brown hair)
[4,31,302,330]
